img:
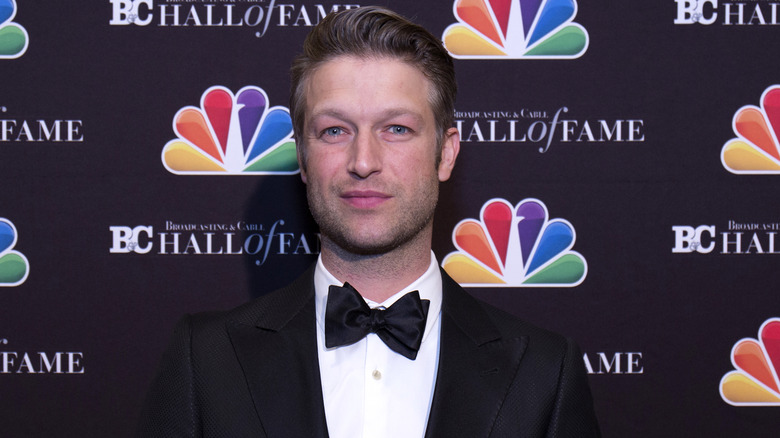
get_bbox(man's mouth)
[340,190,392,209]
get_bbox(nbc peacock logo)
[0,0,28,59]
[720,318,780,406]
[162,85,299,175]
[442,198,587,287]
[0,218,29,287]
[442,0,588,59]
[721,85,780,174]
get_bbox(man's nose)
[347,131,382,178]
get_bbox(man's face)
[299,56,458,255]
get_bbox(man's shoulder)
[441,269,572,353]
[477,297,570,350]
[185,265,316,333]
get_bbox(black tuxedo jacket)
[137,266,600,437]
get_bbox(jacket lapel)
[425,271,528,438]
[227,267,329,438]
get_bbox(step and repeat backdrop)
[2,0,780,436]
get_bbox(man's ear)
[437,127,460,182]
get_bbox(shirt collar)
[314,251,442,343]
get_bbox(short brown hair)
[289,6,456,162]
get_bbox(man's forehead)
[308,55,428,85]
[303,55,434,118]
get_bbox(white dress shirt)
[314,252,443,438]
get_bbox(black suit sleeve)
[136,315,200,437]
[545,338,601,438]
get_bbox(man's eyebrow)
[380,108,425,124]
[307,109,349,121]
[308,108,426,123]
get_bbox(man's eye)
[389,125,409,135]
[323,127,344,136]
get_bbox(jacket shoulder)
[441,268,570,352]
[187,264,316,333]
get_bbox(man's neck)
[320,235,433,303]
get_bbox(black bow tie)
[325,283,430,360]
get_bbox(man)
[137,6,600,437]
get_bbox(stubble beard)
[306,179,439,257]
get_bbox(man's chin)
[315,214,435,257]
[328,236,401,257]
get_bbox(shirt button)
[372,369,382,380]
